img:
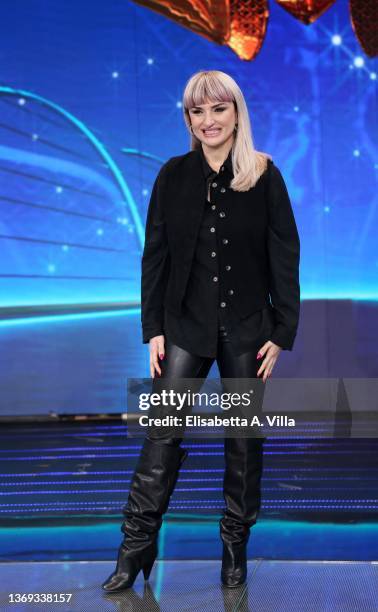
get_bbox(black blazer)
[141,149,300,350]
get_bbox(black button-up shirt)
[163,145,277,358]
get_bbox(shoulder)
[159,151,196,177]
[259,154,289,191]
[267,158,289,189]
[152,151,195,196]
[264,158,293,209]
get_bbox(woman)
[102,70,300,592]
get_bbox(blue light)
[121,148,165,164]
[0,308,140,328]
[2,466,370,478]
[1,447,372,460]
[354,56,364,68]
[331,34,342,46]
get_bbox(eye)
[215,107,226,112]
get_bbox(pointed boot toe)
[102,541,157,592]
[102,438,188,592]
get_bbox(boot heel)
[142,559,155,580]
[103,438,187,591]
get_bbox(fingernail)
[159,354,164,360]
[256,353,262,359]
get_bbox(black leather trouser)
[147,329,264,446]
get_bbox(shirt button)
[213,276,218,282]
[219,212,226,218]
[211,251,216,257]
[220,302,227,308]
[211,205,216,210]
[212,182,218,188]
[210,227,216,233]
[220,187,226,193]
[222,238,229,245]
[228,289,234,295]
[225,265,231,271]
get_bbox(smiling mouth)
[203,128,221,135]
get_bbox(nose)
[199,111,217,127]
[202,116,217,128]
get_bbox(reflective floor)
[0,560,377,612]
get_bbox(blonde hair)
[183,70,271,192]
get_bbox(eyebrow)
[191,102,228,109]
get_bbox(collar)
[198,145,234,179]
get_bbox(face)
[188,98,237,148]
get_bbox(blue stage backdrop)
[0,0,377,414]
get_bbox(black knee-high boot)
[220,437,264,588]
[102,437,188,592]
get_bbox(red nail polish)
[159,354,164,360]
[257,353,262,359]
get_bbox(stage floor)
[0,560,376,612]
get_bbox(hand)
[149,335,165,378]
[256,340,282,383]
